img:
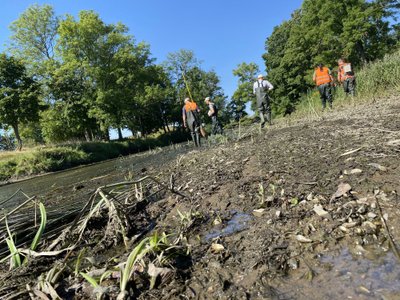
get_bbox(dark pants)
[258,99,271,125]
[343,77,356,96]
[187,120,201,147]
[318,83,332,109]
[211,116,223,135]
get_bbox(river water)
[0,145,189,210]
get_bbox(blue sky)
[0,0,303,100]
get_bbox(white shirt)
[253,79,274,94]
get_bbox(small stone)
[343,222,358,228]
[288,258,299,269]
[253,209,265,217]
[350,168,362,174]
[275,210,281,218]
[331,183,352,200]
[307,193,313,201]
[266,195,274,202]
[267,219,273,225]
[370,202,376,209]
[313,204,330,218]
[210,243,225,253]
[296,235,313,243]
[367,212,377,219]
[368,163,387,172]
[383,213,388,221]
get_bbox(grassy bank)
[292,50,400,118]
[0,131,189,182]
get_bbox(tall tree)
[9,4,59,75]
[231,62,259,116]
[0,54,42,150]
[57,11,153,140]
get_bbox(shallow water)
[278,247,400,299]
[205,212,252,241]
[0,145,189,210]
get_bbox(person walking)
[338,58,356,96]
[204,97,223,135]
[182,98,201,147]
[253,74,274,127]
[313,64,334,110]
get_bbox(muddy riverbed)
[0,95,399,299]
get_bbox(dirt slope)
[1,95,399,299]
[142,95,400,299]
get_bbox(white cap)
[184,97,190,102]
[205,97,210,101]
[257,74,264,79]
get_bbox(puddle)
[318,248,400,298]
[279,247,400,299]
[205,212,252,241]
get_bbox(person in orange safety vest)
[313,63,334,110]
[338,58,356,96]
[182,98,201,147]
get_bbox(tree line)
[0,5,227,150]
[230,0,399,117]
[0,1,399,150]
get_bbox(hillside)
[1,94,399,299]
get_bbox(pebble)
[367,212,377,219]
[368,163,387,172]
[313,204,330,218]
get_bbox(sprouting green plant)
[29,202,47,252]
[118,237,149,299]
[176,209,201,230]
[3,201,47,269]
[5,217,21,269]
[290,198,299,207]
[75,248,86,276]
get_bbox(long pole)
[181,71,207,138]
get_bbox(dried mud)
[1,95,400,300]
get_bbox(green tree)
[9,4,59,75]
[57,11,153,140]
[164,49,227,127]
[0,54,42,150]
[263,0,399,115]
[231,62,259,117]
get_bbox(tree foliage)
[263,0,399,115]
[0,54,42,150]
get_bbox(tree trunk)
[12,124,22,151]
[117,128,123,140]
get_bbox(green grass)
[0,131,190,181]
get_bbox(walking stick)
[181,71,207,138]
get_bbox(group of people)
[182,58,356,146]
[313,58,356,110]
[182,96,223,147]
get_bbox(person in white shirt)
[253,74,274,127]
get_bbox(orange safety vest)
[184,101,198,112]
[338,63,354,82]
[314,67,332,86]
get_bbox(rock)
[339,226,349,233]
[210,243,225,253]
[313,204,330,218]
[275,210,281,218]
[331,183,352,201]
[368,163,387,172]
[252,209,265,217]
[288,258,299,269]
[350,168,362,174]
[387,139,400,146]
[343,222,358,228]
[266,195,274,202]
[296,235,313,243]
[367,212,377,219]
[307,193,313,201]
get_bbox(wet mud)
[0,95,400,299]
